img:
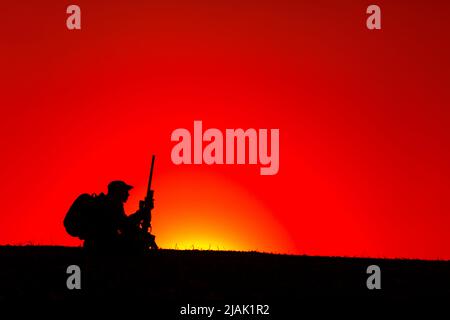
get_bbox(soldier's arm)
[127,197,154,223]
[127,210,144,224]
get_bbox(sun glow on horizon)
[131,171,296,254]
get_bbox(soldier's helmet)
[107,180,133,193]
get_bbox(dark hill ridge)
[0,246,449,308]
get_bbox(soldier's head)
[107,180,133,203]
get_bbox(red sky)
[1,1,449,259]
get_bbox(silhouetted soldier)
[83,180,156,254]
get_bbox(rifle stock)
[140,155,155,233]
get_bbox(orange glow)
[127,171,295,253]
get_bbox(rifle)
[139,155,158,249]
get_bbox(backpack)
[64,193,103,240]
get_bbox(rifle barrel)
[147,155,156,196]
